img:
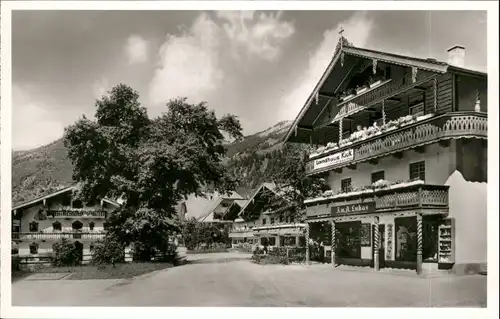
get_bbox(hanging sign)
[331,202,375,217]
[313,149,354,171]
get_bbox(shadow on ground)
[186,256,252,265]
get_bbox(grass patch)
[14,263,173,280]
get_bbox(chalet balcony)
[306,180,449,218]
[12,232,106,241]
[305,111,487,176]
[47,209,106,219]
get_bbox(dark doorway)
[371,224,386,268]
[422,215,442,262]
[74,241,84,263]
[335,221,362,259]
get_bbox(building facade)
[284,37,487,274]
[229,183,307,249]
[11,186,121,259]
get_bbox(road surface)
[12,252,486,307]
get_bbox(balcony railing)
[306,112,487,175]
[47,209,106,218]
[12,232,105,241]
[306,182,449,217]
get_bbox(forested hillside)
[12,120,295,205]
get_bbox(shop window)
[262,218,267,225]
[52,221,62,231]
[29,221,39,232]
[335,221,361,258]
[298,236,306,247]
[371,171,385,184]
[270,218,275,224]
[409,161,426,181]
[285,236,297,246]
[260,237,268,246]
[341,178,352,193]
[395,217,418,262]
[422,215,441,262]
[268,237,276,246]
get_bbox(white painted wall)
[327,142,457,191]
[446,170,487,264]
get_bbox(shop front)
[305,184,452,274]
[252,224,307,251]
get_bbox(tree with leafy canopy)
[64,84,243,261]
[269,144,330,222]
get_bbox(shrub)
[52,238,81,267]
[92,235,125,266]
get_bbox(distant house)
[186,192,245,223]
[229,182,307,248]
[11,185,121,258]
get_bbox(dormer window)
[72,200,83,209]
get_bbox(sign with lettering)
[331,202,375,217]
[313,149,354,171]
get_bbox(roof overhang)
[12,185,122,212]
[283,42,466,145]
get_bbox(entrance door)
[371,224,386,268]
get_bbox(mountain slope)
[12,121,293,206]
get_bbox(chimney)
[447,45,466,68]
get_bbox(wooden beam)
[392,152,404,159]
[369,159,379,165]
[347,164,357,170]
[318,92,335,99]
[387,97,401,103]
[413,85,426,92]
[415,146,426,153]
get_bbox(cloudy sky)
[12,10,486,150]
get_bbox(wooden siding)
[436,73,453,114]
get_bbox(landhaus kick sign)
[313,149,354,171]
[332,202,375,217]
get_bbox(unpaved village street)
[12,252,487,307]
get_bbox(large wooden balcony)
[12,232,105,241]
[47,209,106,218]
[306,181,449,219]
[305,111,487,176]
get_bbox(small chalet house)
[196,191,245,223]
[229,183,307,249]
[284,35,487,275]
[11,185,121,257]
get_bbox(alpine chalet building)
[284,36,487,275]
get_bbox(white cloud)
[125,35,150,65]
[149,13,223,105]
[278,12,374,122]
[92,76,109,99]
[148,11,295,106]
[12,85,65,150]
[217,11,295,61]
